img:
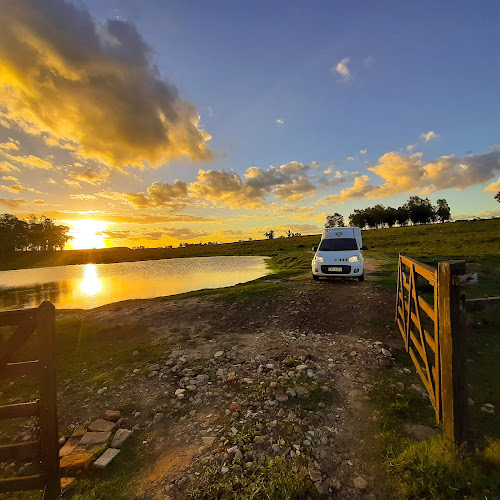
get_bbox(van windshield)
[318,238,358,251]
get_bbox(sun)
[66,219,110,250]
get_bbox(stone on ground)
[79,431,112,445]
[111,428,133,448]
[93,448,121,469]
[88,419,117,432]
[60,453,93,473]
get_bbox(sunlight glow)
[66,219,109,250]
[80,264,103,296]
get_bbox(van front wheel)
[312,273,319,281]
[358,274,365,282]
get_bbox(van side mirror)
[361,245,368,251]
[312,246,318,251]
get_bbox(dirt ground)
[58,259,405,499]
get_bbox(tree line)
[325,196,451,229]
[0,214,71,254]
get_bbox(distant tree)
[264,230,275,239]
[325,213,345,228]
[407,196,436,225]
[395,205,410,226]
[382,206,398,228]
[435,199,451,223]
[495,191,500,203]
[286,229,294,237]
[348,209,366,228]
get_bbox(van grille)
[321,265,351,274]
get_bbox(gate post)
[37,301,60,498]
[438,261,469,445]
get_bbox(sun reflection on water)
[80,264,103,296]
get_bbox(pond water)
[0,256,269,310]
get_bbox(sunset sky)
[0,0,499,248]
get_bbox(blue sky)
[0,0,499,246]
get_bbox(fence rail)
[0,302,60,498]
[396,255,469,444]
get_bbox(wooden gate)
[396,255,468,444]
[0,301,60,498]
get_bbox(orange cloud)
[0,0,211,168]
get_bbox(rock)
[296,364,307,371]
[286,388,297,397]
[153,413,164,424]
[60,453,93,473]
[276,392,288,403]
[79,431,111,445]
[60,477,76,490]
[381,348,392,357]
[353,476,367,489]
[214,351,224,358]
[132,350,139,356]
[111,429,132,448]
[481,405,495,414]
[395,382,405,391]
[254,436,265,445]
[229,402,240,411]
[103,410,121,422]
[71,427,86,438]
[202,436,216,446]
[221,467,229,473]
[309,469,322,482]
[231,427,238,435]
[468,397,475,406]
[88,419,117,433]
[148,371,159,378]
[58,437,66,446]
[93,448,121,469]
[271,444,281,453]
[96,387,107,395]
[186,385,197,391]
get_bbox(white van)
[311,227,367,281]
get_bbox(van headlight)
[315,256,324,263]
[348,255,360,263]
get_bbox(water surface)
[0,256,269,310]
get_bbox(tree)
[407,196,435,225]
[435,199,451,223]
[264,230,275,239]
[348,209,367,228]
[495,191,500,203]
[395,205,410,226]
[382,206,398,228]
[325,213,345,228]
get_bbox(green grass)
[185,458,320,500]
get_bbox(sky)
[0,0,499,248]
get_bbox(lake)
[0,256,269,310]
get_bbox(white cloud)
[360,149,367,155]
[334,57,351,80]
[363,56,374,68]
[421,131,438,142]
[276,119,284,125]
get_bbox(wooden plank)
[438,261,469,445]
[0,401,38,420]
[409,330,426,361]
[37,301,60,499]
[424,330,437,353]
[0,475,43,493]
[0,441,40,461]
[0,316,37,368]
[0,309,35,327]
[409,347,436,406]
[0,360,40,379]
[418,296,436,322]
[397,318,407,348]
[400,255,437,284]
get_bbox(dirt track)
[60,259,404,498]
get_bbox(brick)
[60,453,93,473]
[59,436,82,457]
[93,448,121,469]
[61,477,76,490]
[111,428,132,448]
[79,431,111,445]
[88,419,117,432]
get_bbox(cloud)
[2,176,19,182]
[323,168,334,175]
[0,0,211,168]
[421,131,438,142]
[68,167,110,185]
[276,119,284,125]
[346,156,355,161]
[334,57,351,80]
[363,56,374,68]
[0,139,20,151]
[0,197,27,209]
[64,179,81,188]
[273,177,316,202]
[161,227,210,240]
[320,147,500,202]
[70,193,98,200]
[407,144,415,151]
[484,177,500,193]
[99,180,190,209]
[0,162,20,172]
[3,153,52,169]
[311,162,321,169]
[1,183,42,194]
[360,149,367,155]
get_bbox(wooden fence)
[0,301,60,498]
[396,255,468,444]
